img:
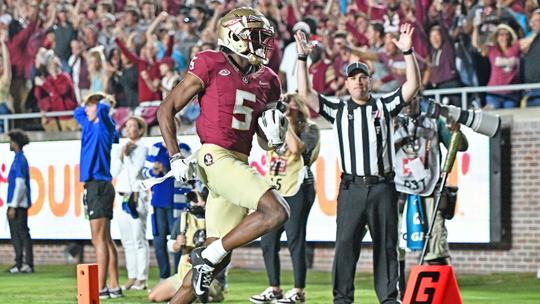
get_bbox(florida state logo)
[204,153,214,166]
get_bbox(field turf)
[0,265,539,303]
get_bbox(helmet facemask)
[218,8,276,65]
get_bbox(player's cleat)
[19,264,34,273]
[249,287,283,303]
[109,287,124,298]
[190,247,215,302]
[7,265,20,273]
[277,289,305,303]
[99,288,110,299]
[130,282,147,290]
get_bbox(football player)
[157,7,290,304]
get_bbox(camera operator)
[148,186,225,303]
[394,96,468,267]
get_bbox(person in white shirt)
[110,116,150,291]
[279,21,312,93]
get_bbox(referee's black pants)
[332,179,400,304]
[260,181,316,288]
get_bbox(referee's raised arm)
[392,23,421,103]
[295,31,320,113]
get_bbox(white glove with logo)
[257,109,288,149]
[170,153,195,182]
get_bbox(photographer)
[394,96,468,267]
[148,187,225,303]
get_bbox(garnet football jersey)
[188,50,282,155]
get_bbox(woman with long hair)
[87,46,109,94]
[473,23,521,108]
[250,93,320,304]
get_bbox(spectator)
[98,13,117,56]
[364,21,400,93]
[250,93,321,304]
[123,5,143,37]
[111,116,150,291]
[280,21,311,93]
[158,57,181,98]
[424,24,461,106]
[115,18,173,104]
[473,23,521,108]
[143,142,183,280]
[115,34,165,127]
[52,2,79,70]
[87,46,109,94]
[0,28,11,132]
[67,39,91,103]
[522,9,540,106]
[7,3,39,113]
[466,0,520,91]
[175,15,201,60]
[74,93,122,299]
[34,56,79,131]
[351,32,408,85]
[5,129,33,274]
[112,51,139,109]
[308,42,339,96]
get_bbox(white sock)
[202,239,228,265]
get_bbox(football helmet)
[217,7,275,65]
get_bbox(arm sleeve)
[126,145,148,183]
[110,145,123,178]
[97,100,115,132]
[301,124,321,165]
[10,178,27,208]
[115,38,141,65]
[318,94,341,124]
[187,52,211,88]
[167,215,182,253]
[269,73,282,103]
[381,87,406,117]
[11,20,37,48]
[73,106,89,128]
[143,144,162,178]
[165,34,174,57]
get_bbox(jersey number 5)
[232,89,256,131]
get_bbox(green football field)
[0,265,539,303]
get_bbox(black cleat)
[190,247,215,303]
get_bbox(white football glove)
[170,154,195,182]
[258,109,288,149]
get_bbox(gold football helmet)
[217,7,276,65]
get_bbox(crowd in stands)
[1,0,540,134]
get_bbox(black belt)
[341,172,395,185]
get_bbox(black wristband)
[403,48,414,55]
[298,54,308,61]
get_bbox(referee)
[295,23,421,304]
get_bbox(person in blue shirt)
[143,142,192,280]
[6,129,34,274]
[74,93,123,299]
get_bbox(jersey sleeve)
[318,94,341,124]
[187,52,212,88]
[268,73,282,103]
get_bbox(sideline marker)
[403,265,462,304]
[77,263,99,304]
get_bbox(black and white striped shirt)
[319,88,405,177]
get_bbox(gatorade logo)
[411,271,440,303]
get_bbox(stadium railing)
[422,82,540,109]
[1,83,540,133]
